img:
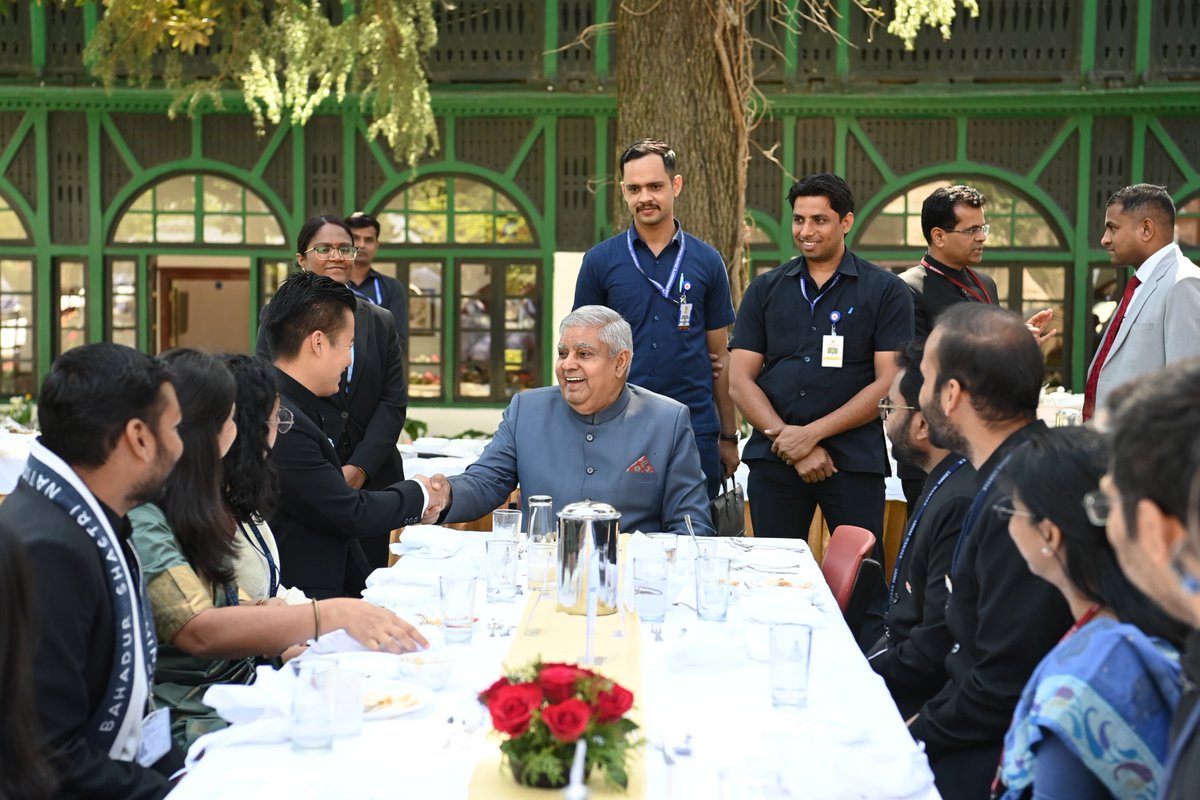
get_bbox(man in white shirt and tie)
[1083,184,1200,420]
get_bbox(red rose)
[478,676,512,704]
[486,683,543,737]
[542,698,592,742]
[593,683,634,723]
[538,664,586,703]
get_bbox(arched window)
[0,194,33,393]
[113,174,285,245]
[856,177,1073,387]
[373,175,542,404]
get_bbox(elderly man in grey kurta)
[432,305,714,535]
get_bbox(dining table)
[166,532,940,800]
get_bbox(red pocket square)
[627,456,655,474]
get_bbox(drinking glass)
[769,623,813,708]
[632,557,669,623]
[290,658,336,751]
[439,575,477,644]
[648,533,678,568]
[527,541,557,591]
[493,508,524,554]
[485,539,518,602]
[330,667,364,738]
[527,495,556,544]
[694,556,731,622]
[695,537,718,558]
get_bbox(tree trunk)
[615,0,754,305]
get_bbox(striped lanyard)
[626,226,686,304]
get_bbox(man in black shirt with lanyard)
[908,303,1071,799]
[730,175,913,636]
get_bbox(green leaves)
[75,0,438,166]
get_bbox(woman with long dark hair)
[0,521,58,800]
[996,427,1186,799]
[130,349,426,749]
[221,353,306,603]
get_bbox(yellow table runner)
[468,543,645,798]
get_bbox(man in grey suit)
[1083,184,1200,419]
[428,305,715,535]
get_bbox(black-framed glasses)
[942,224,991,237]
[269,406,294,434]
[301,244,358,260]
[878,398,918,421]
[992,501,1040,522]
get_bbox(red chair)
[820,525,877,614]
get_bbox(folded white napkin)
[202,664,293,725]
[389,525,464,559]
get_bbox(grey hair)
[559,305,634,358]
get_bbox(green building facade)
[0,0,1197,410]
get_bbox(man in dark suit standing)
[258,214,408,573]
[346,211,409,359]
[262,270,444,599]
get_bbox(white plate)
[362,680,433,720]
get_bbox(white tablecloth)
[168,536,939,799]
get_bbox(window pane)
[974,267,1009,304]
[245,215,286,245]
[260,261,291,304]
[408,178,449,212]
[111,259,138,341]
[156,175,196,211]
[0,258,35,395]
[114,213,153,243]
[244,191,269,214]
[458,362,491,397]
[203,214,244,243]
[129,190,154,211]
[0,209,26,239]
[203,176,242,212]
[408,261,442,296]
[495,215,533,243]
[857,214,903,246]
[454,178,494,211]
[156,214,195,242]
[1,260,32,291]
[57,260,86,354]
[406,213,449,244]
[455,212,493,243]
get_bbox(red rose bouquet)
[479,659,640,789]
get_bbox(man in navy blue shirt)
[574,139,739,501]
[730,173,913,544]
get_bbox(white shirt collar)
[1134,242,1178,283]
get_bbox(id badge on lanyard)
[677,276,693,330]
[822,310,844,368]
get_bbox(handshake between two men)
[412,473,453,524]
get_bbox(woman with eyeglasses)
[255,214,409,595]
[994,427,1187,799]
[130,349,427,749]
[220,353,307,605]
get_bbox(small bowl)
[395,652,453,690]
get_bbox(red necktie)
[1082,275,1141,420]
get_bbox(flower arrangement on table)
[479,659,641,789]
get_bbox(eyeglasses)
[878,398,918,421]
[992,501,1040,522]
[942,224,991,237]
[301,244,358,260]
[269,406,294,434]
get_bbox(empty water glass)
[290,658,336,752]
[648,533,679,568]
[485,539,518,602]
[632,557,669,623]
[769,623,813,708]
[694,556,731,622]
[527,495,555,544]
[439,575,477,644]
[493,508,524,553]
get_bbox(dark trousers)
[747,461,887,644]
[930,744,1003,800]
[695,431,722,501]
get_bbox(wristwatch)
[718,432,740,443]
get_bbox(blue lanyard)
[626,226,686,304]
[888,457,968,609]
[799,272,841,317]
[1160,697,1200,799]
[349,275,383,305]
[240,518,279,599]
[950,444,1028,574]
